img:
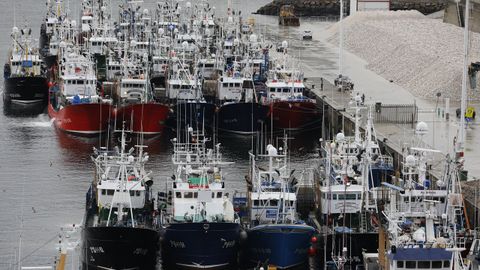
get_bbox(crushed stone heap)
[326,10,480,101]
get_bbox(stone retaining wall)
[256,0,447,16]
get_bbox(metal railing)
[373,103,418,126]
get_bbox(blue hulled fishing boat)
[241,137,316,269]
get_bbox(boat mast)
[456,0,470,162]
[339,0,344,76]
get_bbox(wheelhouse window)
[405,261,416,269]
[397,261,404,268]
[106,190,114,195]
[431,261,442,268]
[184,192,193,198]
[417,261,430,268]
[216,192,222,198]
[270,200,278,206]
[175,192,182,198]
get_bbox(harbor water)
[0,1,328,268]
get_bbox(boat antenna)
[13,0,16,27]
[456,0,470,165]
[339,0,344,76]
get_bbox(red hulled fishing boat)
[48,50,113,135]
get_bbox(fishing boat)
[266,46,319,131]
[159,127,241,269]
[114,76,170,135]
[3,25,49,115]
[167,63,216,131]
[82,128,159,269]
[107,2,171,136]
[216,68,269,135]
[48,50,112,135]
[378,146,471,270]
[239,136,316,269]
[39,0,63,69]
[317,96,393,269]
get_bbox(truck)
[279,5,300,26]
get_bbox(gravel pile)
[326,10,480,101]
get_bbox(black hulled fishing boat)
[3,25,48,115]
[82,128,159,269]
[217,74,269,135]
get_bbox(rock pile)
[256,0,447,16]
[326,10,480,101]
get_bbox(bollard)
[445,98,450,120]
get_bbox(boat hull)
[114,103,170,135]
[246,224,315,269]
[48,103,112,135]
[217,102,270,135]
[174,102,216,130]
[3,76,48,115]
[161,222,241,269]
[270,101,319,130]
[82,226,159,270]
[42,55,58,69]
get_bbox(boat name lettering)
[63,118,72,123]
[9,93,21,98]
[334,202,359,210]
[170,240,186,248]
[222,239,235,248]
[133,248,148,255]
[223,119,238,123]
[265,209,277,218]
[294,248,308,254]
[89,246,105,254]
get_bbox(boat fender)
[239,230,248,245]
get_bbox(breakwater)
[256,0,447,16]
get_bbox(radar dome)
[405,155,416,166]
[336,132,345,142]
[416,121,428,135]
[266,144,278,156]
